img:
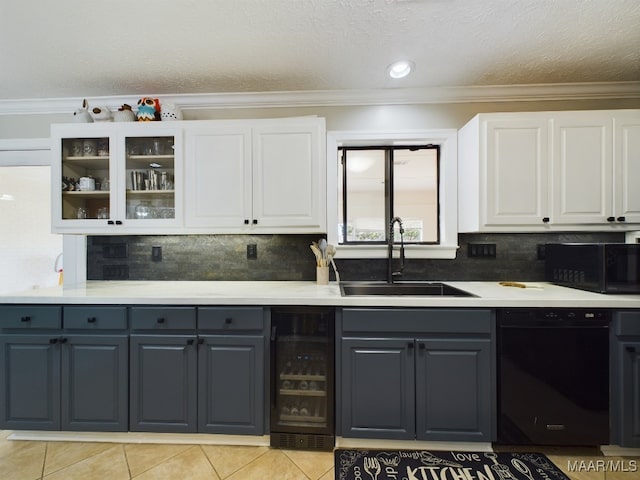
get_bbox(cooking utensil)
[318,238,327,263]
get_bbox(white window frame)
[326,129,459,259]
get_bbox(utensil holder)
[316,266,329,285]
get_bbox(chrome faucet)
[388,217,405,283]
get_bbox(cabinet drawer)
[342,308,492,334]
[130,307,196,330]
[616,311,640,336]
[0,305,61,329]
[64,306,127,330]
[198,307,264,331]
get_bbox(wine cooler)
[270,307,335,451]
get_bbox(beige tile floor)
[1,431,639,480]
[0,431,334,480]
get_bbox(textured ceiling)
[0,0,639,101]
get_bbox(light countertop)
[1,281,639,309]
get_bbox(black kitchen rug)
[335,449,570,480]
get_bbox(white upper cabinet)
[184,125,253,228]
[614,110,640,224]
[252,121,325,230]
[53,116,326,235]
[184,117,326,233]
[551,112,613,225]
[458,109,640,232]
[51,122,183,234]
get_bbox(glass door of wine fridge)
[270,307,334,451]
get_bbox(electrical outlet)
[467,243,497,258]
[247,244,257,260]
[151,246,162,262]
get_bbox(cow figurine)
[90,106,113,122]
[136,97,161,121]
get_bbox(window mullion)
[385,148,393,243]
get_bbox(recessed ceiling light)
[388,60,414,79]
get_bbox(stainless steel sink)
[339,281,475,297]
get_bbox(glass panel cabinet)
[52,124,182,233]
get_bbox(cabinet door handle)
[60,337,68,344]
[198,338,204,345]
[617,216,626,222]
[418,343,426,351]
[244,219,250,225]
[87,317,97,323]
[626,346,637,353]
[49,338,59,344]
[225,317,233,325]
[157,317,165,324]
[607,216,615,222]
[115,220,123,225]
[107,220,114,225]
[252,219,258,225]
[187,339,194,346]
[542,217,550,223]
[20,316,31,322]
[407,342,414,350]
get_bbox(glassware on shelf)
[134,202,152,219]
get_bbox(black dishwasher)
[497,308,610,446]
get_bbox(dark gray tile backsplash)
[87,232,624,282]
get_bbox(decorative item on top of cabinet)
[136,97,161,121]
[113,104,136,122]
[458,109,640,232]
[90,106,113,122]
[72,99,93,123]
[160,102,183,121]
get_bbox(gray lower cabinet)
[339,308,494,442]
[0,333,61,430]
[611,310,640,447]
[198,335,264,434]
[129,306,266,435]
[0,305,128,431]
[129,334,198,432]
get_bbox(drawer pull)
[60,337,68,344]
[408,342,414,350]
[87,317,97,323]
[20,316,31,322]
[157,317,166,324]
[607,216,615,222]
[542,217,550,223]
[49,338,59,344]
[617,216,626,222]
[198,338,204,345]
[187,339,194,345]
[225,318,233,325]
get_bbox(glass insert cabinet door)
[52,123,181,232]
[125,136,175,220]
[60,136,112,221]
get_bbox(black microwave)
[545,243,640,294]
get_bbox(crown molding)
[0,82,638,116]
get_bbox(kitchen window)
[327,129,458,259]
[338,145,439,244]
